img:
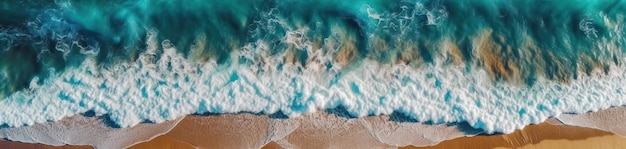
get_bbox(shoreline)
[1,109,625,148]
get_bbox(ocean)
[0,0,625,133]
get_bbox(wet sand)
[2,113,626,149]
[0,140,90,149]
[129,115,626,149]
[404,122,626,149]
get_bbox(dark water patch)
[141,119,155,124]
[98,114,121,128]
[192,112,222,117]
[449,121,488,135]
[237,111,265,116]
[82,110,96,117]
[387,111,490,134]
[389,111,419,123]
[193,111,265,117]
[385,111,427,124]
[268,111,289,119]
[326,105,357,119]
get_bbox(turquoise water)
[0,0,625,133]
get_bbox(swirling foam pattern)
[0,0,625,133]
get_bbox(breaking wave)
[0,0,625,133]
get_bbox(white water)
[1,29,626,134]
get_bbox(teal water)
[2,0,624,97]
[0,0,625,133]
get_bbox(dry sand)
[1,113,626,149]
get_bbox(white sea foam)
[1,28,626,134]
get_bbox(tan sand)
[0,140,90,149]
[128,136,195,149]
[404,123,626,149]
[2,113,626,149]
[512,135,626,149]
[278,112,395,149]
[0,115,182,149]
[156,112,396,149]
[160,114,272,149]
[130,114,626,149]
[262,141,284,149]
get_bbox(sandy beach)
[2,112,625,149]
[405,123,626,149]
